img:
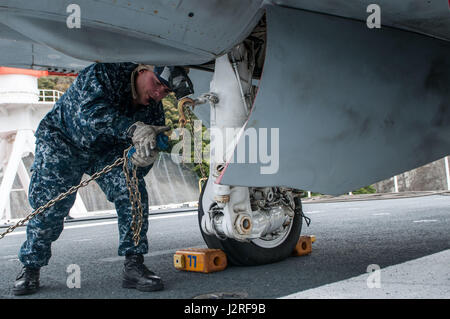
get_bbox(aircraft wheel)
[198,179,303,266]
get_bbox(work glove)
[127,147,159,167]
[127,122,170,167]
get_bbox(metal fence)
[38,89,63,102]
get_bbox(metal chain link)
[178,99,208,194]
[178,98,207,180]
[122,147,144,246]
[0,146,143,246]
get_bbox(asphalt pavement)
[0,193,449,299]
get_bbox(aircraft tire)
[198,179,303,266]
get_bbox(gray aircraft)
[0,0,448,265]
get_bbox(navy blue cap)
[153,66,173,90]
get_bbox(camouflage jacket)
[35,62,166,155]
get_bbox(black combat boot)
[122,254,164,292]
[13,266,40,296]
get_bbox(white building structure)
[0,67,87,225]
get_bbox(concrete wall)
[373,157,449,193]
[5,152,200,219]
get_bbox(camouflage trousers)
[19,138,151,268]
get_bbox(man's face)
[134,69,171,105]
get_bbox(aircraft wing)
[0,0,264,69]
[219,4,450,195]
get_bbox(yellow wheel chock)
[292,235,316,256]
[174,248,227,273]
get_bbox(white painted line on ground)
[304,211,323,214]
[99,244,208,263]
[149,212,197,221]
[413,219,439,223]
[1,212,197,237]
[280,249,450,299]
[0,244,21,249]
[1,254,18,260]
[373,213,391,216]
[63,221,117,230]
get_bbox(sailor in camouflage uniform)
[13,62,193,295]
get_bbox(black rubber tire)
[198,179,303,266]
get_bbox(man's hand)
[129,148,159,167]
[127,122,170,167]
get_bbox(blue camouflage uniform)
[19,62,166,268]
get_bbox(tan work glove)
[127,122,170,167]
[130,149,159,167]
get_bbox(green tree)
[352,185,376,194]
[162,93,210,179]
[38,76,75,92]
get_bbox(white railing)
[38,89,63,103]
